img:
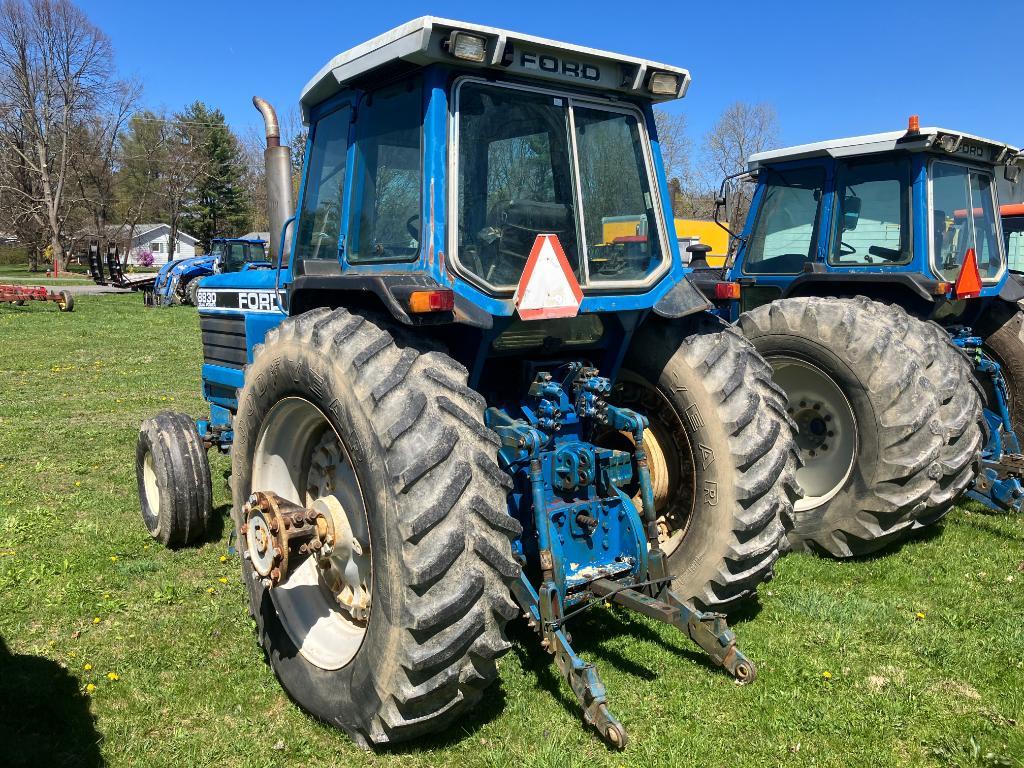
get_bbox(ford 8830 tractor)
[134,18,800,748]
[694,118,1024,559]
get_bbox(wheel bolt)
[270,567,281,582]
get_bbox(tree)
[180,101,249,247]
[702,101,780,236]
[0,0,117,272]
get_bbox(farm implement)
[87,243,157,292]
[697,118,1024,557]
[133,17,801,749]
[0,283,73,311]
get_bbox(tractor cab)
[208,237,269,274]
[711,119,1023,320]
[196,17,704,408]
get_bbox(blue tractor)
[144,236,268,306]
[694,118,1024,558]
[134,18,800,748]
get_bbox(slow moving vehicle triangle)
[514,234,584,320]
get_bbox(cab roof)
[300,16,690,118]
[748,127,1020,171]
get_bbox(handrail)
[274,215,296,313]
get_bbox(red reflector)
[407,289,455,313]
[714,282,741,300]
[934,281,953,295]
[953,248,982,299]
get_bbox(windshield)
[743,167,825,274]
[455,81,664,289]
[931,162,1002,281]
[830,158,911,266]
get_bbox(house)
[120,224,198,266]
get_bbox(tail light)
[407,289,455,313]
[713,282,741,300]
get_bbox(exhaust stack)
[252,96,294,266]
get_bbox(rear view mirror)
[1006,162,1022,185]
[843,195,862,231]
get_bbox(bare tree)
[0,0,116,272]
[701,101,780,235]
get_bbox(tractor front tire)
[136,411,212,547]
[615,315,800,612]
[185,280,200,307]
[231,308,520,747]
[739,297,945,557]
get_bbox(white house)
[122,224,198,266]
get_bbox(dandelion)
[106,672,119,681]
[103,594,110,600]
[218,577,228,584]
[109,556,117,562]
[207,587,216,594]
[822,671,832,680]
[143,544,150,550]
[915,612,925,620]
[219,555,228,563]
[85,683,96,694]
[83,663,92,671]
[92,617,101,625]
[74,481,81,487]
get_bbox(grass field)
[0,294,1021,768]
[0,263,94,285]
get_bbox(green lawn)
[0,294,1021,768]
[0,263,93,285]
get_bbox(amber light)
[907,114,920,134]
[713,282,741,300]
[408,289,455,313]
[934,281,953,295]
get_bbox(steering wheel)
[838,241,856,257]
[406,214,420,242]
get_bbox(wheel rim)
[769,356,857,511]
[250,397,371,670]
[142,451,160,529]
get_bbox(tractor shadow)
[0,635,104,767]
[178,502,231,550]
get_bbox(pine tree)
[180,102,251,247]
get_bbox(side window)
[932,162,1002,281]
[830,159,911,266]
[348,80,422,263]
[1007,226,1024,272]
[294,105,351,262]
[743,167,824,274]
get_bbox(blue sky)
[81,0,1020,149]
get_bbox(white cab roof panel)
[300,16,690,116]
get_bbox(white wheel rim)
[251,397,371,670]
[142,451,161,527]
[770,356,858,511]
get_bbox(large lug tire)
[185,279,200,307]
[739,297,946,557]
[135,411,212,547]
[614,315,800,612]
[231,307,521,747]
[849,298,983,527]
[977,304,1024,439]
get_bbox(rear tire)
[184,280,200,307]
[615,315,800,612]
[136,411,212,547]
[231,308,520,747]
[739,297,945,557]
[848,298,982,527]
[977,304,1024,439]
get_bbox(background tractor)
[144,236,268,306]
[696,118,1024,557]
[134,18,800,748]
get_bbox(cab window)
[1005,218,1024,272]
[348,79,422,263]
[829,159,911,266]
[931,162,1002,281]
[743,167,825,274]
[294,105,351,262]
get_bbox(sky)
[80,0,1021,151]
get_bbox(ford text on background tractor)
[144,236,268,306]
[134,18,799,748]
[695,119,1024,558]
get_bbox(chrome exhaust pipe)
[252,96,294,266]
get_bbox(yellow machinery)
[602,216,728,267]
